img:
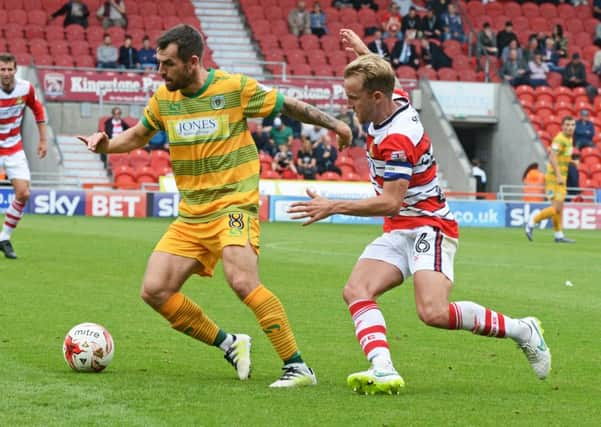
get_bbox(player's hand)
[287,188,334,226]
[37,139,47,159]
[340,29,370,57]
[557,176,565,186]
[77,132,109,153]
[335,121,353,149]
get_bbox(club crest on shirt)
[391,150,407,161]
[210,95,225,110]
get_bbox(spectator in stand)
[296,139,318,180]
[367,29,391,61]
[380,3,403,40]
[269,117,293,147]
[593,48,601,76]
[562,53,588,89]
[96,33,119,69]
[138,36,158,71]
[302,124,328,148]
[522,35,539,66]
[103,107,130,139]
[528,52,549,88]
[439,24,452,42]
[574,109,595,149]
[566,153,581,201]
[501,39,522,64]
[594,23,601,48]
[353,0,378,11]
[471,158,487,195]
[496,21,518,58]
[336,104,364,146]
[391,35,419,69]
[288,1,311,36]
[551,24,568,58]
[420,8,441,41]
[594,0,601,21]
[309,2,327,38]
[428,0,449,20]
[439,3,464,43]
[541,37,562,72]
[500,48,529,86]
[272,143,298,178]
[96,0,127,30]
[118,35,139,69]
[476,22,498,61]
[420,37,452,70]
[252,123,276,157]
[393,0,426,16]
[522,162,545,202]
[401,7,421,40]
[49,0,90,28]
[314,135,341,175]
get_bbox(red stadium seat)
[141,1,158,15]
[342,171,361,182]
[135,166,158,184]
[86,26,105,45]
[320,35,341,51]
[566,18,584,34]
[108,153,129,169]
[503,2,522,18]
[319,171,341,181]
[28,43,48,57]
[129,149,150,169]
[126,15,144,30]
[261,169,281,179]
[49,42,70,56]
[175,2,196,18]
[357,8,378,28]
[286,49,307,64]
[27,9,47,26]
[150,150,171,170]
[280,34,300,50]
[466,1,485,17]
[521,3,539,18]
[485,2,504,16]
[312,65,336,77]
[418,67,438,80]
[539,4,557,19]
[11,9,27,26]
[65,25,85,42]
[54,55,75,67]
[396,66,417,80]
[328,51,348,68]
[300,34,320,50]
[144,16,163,31]
[438,68,458,81]
[264,8,283,21]
[34,55,54,66]
[24,0,42,8]
[75,56,96,68]
[339,7,358,25]
[557,4,576,19]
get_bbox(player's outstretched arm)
[340,28,370,57]
[281,96,352,148]
[77,122,154,154]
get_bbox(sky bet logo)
[30,190,84,216]
[175,118,218,138]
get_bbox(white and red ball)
[63,322,114,372]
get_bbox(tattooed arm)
[281,96,352,148]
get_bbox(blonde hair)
[343,54,395,97]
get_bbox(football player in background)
[0,53,47,259]
[78,24,352,388]
[288,30,552,394]
[525,116,576,243]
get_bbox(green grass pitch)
[1,216,600,426]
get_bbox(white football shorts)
[0,150,31,181]
[359,226,458,283]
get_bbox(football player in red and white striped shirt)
[288,31,551,394]
[0,53,47,259]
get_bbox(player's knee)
[416,303,447,327]
[15,188,30,202]
[140,280,168,309]
[342,280,372,304]
[227,274,258,300]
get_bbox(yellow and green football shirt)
[142,69,283,222]
[545,131,573,185]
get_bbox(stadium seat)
[466,1,485,17]
[129,149,150,169]
[27,9,47,26]
[539,3,557,19]
[521,3,539,18]
[342,171,361,182]
[144,16,163,31]
[113,165,138,189]
[54,55,75,67]
[150,150,171,170]
[261,169,281,179]
[300,34,320,50]
[135,166,158,185]
[65,25,85,42]
[438,68,458,81]
[75,56,96,68]
[485,2,504,16]
[557,4,576,19]
[319,171,341,181]
[290,64,312,76]
[418,67,438,80]
[503,2,522,18]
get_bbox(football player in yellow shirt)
[78,24,352,387]
[525,116,576,243]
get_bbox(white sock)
[219,334,235,351]
[554,231,564,239]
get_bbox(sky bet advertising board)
[5,187,601,230]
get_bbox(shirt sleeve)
[241,76,284,120]
[25,84,46,123]
[379,134,417,182]
[142,92,163,131]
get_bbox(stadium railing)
[498,184,597,203]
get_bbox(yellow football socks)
[533,206,556,224]
[159,292,220,345]
[244,284,299,362]
[552,212,562,231]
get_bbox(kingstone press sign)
[38,69,164,104]
[0,188,15,213]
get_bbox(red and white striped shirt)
[366,90,458,237]
[0,77,46,156]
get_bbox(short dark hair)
[562,115,575,124]
[0,52,16,65]
[157,24,204,62]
